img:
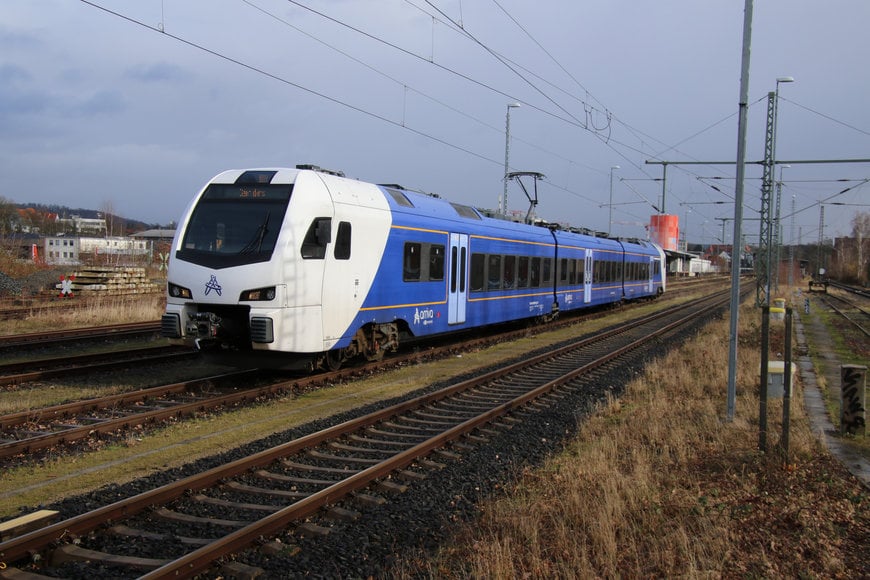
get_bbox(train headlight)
[240,286,277,301]
[168,282,192,299]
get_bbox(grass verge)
[392,300,869,578]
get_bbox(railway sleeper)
[295,522,331,538]
[351,492,387,508]
[50,543,170,571]
[348,433,417,447]
[325,506,361,522]
[192,493,281,513]
[109,524,212,546]
[375,480,408,495]
[397,468,428,482]
[328,442,398,457]
[254,469,336,487]
[433,449,461,461]
[224,480,309,499]
[222,561,265,580]
[307,449,381,465]
[154,507,248,528]
[281,459,361,475]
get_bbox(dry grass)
[1,293,165,336]
[394,302,868,578]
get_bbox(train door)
[648,256,655,293]
[584,249,594,304]
[448,233,468,324]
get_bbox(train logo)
[204,275,222,297]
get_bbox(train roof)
[207,165,660,253]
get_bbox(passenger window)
[334,221,351,260]
[530,257,541,287]
[470,253,485,292]
[301,217,331,259]
[517,256,529,288]
[404,243,421,281]
[503,256,516,289]
[487,255,502,290]
[430,245,445,281]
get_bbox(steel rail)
[0,321,161,349]
[0,345,192,385]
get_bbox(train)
[161,165,666,369]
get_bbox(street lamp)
[608,165,619,236]
[502,102,521,216]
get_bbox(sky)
[2,0,869,244]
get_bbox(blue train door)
[448,233,468,324]
[583,249,593,304]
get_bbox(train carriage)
[162,165,665,370]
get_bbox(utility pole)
[727,0,754,422]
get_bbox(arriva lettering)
[414,307,436,325]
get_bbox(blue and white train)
[161,165,666,369]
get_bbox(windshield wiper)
[239,211,271,254]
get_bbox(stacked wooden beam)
[55,267,161,295]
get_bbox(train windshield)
[176,183,293,269]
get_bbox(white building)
[42,236,151,266]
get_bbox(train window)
[430,245,445,281]
[577,258,584,283]
[559,258,568,283]
[568,259,577,285]
[459,247,467,292]
[517,256,529,288]
[470,253,485,292]
[301,218,331,259]
[542,258,552,285]
[503,255,516,289]
[487,255,502,290]
[450,246,458,292]
[404,243,421,281]
[530,257,541,287]
[334,221,351,260]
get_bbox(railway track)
[0,280,721,464]
[0,321,162,351]
[820,291,870,340]
[0,345,195,387]
[828,280,870,300]
[0,288,732,578]
[0,369,262,460]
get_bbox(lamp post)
[502,102,521,216]
[608,165,620,236]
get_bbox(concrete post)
[840,365,867,436]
